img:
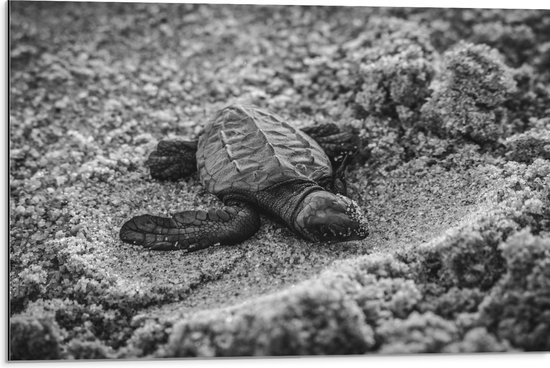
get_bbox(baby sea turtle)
[120,105,368,251]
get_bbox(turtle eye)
[329,198,347,212]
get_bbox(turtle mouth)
[308,207,369,243]
[315,220,368,243]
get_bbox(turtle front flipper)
[119,202,260,251]
[301,123,361,167]
[146,140,198,181]
[317,154,351,196]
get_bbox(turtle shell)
[197,105,332,194]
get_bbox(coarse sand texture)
[9,2,550,359]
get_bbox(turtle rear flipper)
[119,202,260,251]
[146,140,198,181]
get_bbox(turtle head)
[295,191,369,242]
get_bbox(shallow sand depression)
[9,3,550,359]
[131,154,495,318]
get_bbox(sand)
[9,2,550,359]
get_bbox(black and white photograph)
[8,0,550,362]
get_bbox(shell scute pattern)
[197,106,332,194]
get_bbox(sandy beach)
[9,2,550,359]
